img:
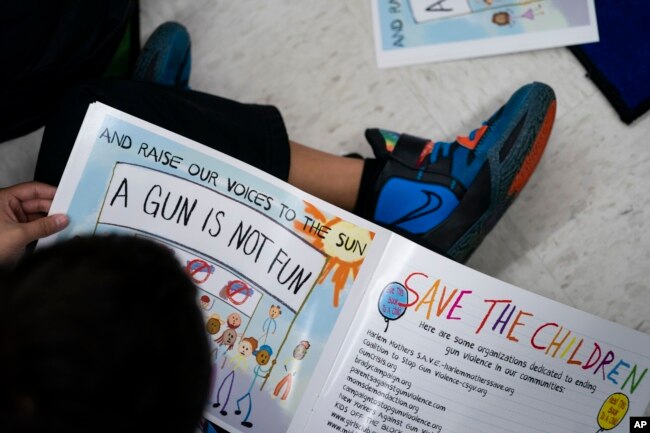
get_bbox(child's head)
[226,312,242,329]
[238,337,258,357]
[0,236,210,433]
[293,340,311,360]
[492,11,511,26]
[206,314,222,335]
[254,345,273,366]
[268,304,281,319]
[216,328,238,350]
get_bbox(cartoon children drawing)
[208,328,238,406]
[226,312,242,330]
[273,340,310,401]
[235,345,275,428]
[491,4,543,27]
[491,10,511,26]
[199,294,212,310]
[215,328,238,349]
[220,312,243,367]
[205,314,222,336]
[260,305,281,344]
[212,336,258,416]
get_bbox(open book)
[43,103,649,433]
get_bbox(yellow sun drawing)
[294,201,374,307]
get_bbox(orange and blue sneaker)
[360,82,556,263]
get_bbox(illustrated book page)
[42,103,649,433]
[372,0,599,68]
[296,235,650,433]
[42,103,388,433]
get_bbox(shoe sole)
[446,82,556,262]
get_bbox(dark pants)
[35,79,291,186]
[0,0,136,142]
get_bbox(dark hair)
[0,236,210,433]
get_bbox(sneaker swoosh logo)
[392,190,442,226]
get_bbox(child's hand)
[0,182,68,264]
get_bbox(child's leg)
[234,393,247,414]
[289,82,556,263]
[273,373,292,399]
[241,394,254,426]
[36,79,291,186]
[214,370,234,411]
[288,141,363,212]
[280,374,293,400]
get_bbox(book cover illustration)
[372,0,599,67]
[46,105,377,433]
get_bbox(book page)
[42,103,388,433]
[301,236,650,433]
[372,0,599,68]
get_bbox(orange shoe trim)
[457,124,488,150]
[508,100,556,196]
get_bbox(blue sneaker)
[365,82,556,262]
[133,22,191,88]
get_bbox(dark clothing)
[0,0,135,142]
[34,79,291,186]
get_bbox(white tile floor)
[2,1,649,408]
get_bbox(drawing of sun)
[294,201,374,307]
